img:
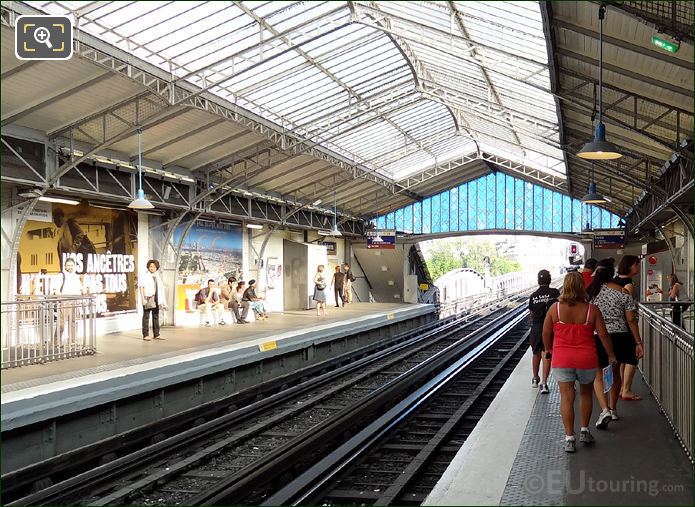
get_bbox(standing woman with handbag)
[140,259,166,341]
[313,265,328,317]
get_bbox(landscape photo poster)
[16,201,138,316]
[172,221,243,310]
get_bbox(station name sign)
[593,229,625,250]
[367,230,396,249]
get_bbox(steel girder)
[0,3,415,202]
[626,141,695,237]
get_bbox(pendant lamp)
[581,163,606,204]
[577,5,622,161]
[330,191,342,236]
[128,127,155,209]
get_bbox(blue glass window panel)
[403,204,413,233]
[524,182,534,230]
[377,215,386,229]
[432,194,442,233]
[532,185,542,231]
[477,177,488,229]
[413,201,422,233]
[459,184,468,230]
[422,197,432,234]
[572,199,582,232]
[395,207,404,231]
[468,180,477,230]
[562,195,572,231]
[504,174,513,229]
[496,173,505,229]
[552,191,562,232]
[541,187,552,232]
[591,205,600,229]
[441,191,450,232]
[515,178,524,229]
[449,187,459,231]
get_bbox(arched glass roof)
[28,1,567,182]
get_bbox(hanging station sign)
[593,229,625,249]
[367,230,396,249]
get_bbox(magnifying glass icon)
[34,27,53,49]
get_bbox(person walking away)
[331,265,346,307]
[543,272,616,453]
[612,255,641,400]
[668,274,683,328]
[581,258,598,287]
[313,265,328,316]
[243,279,268,320]
[587,259,644,421]
[528,269,560,393]
[343,264,356,304]
[140,259,167,341]
[197,279,224,326]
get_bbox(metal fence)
[639,302,694,462]
[1,296,97,369]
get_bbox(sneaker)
[532,377,540,388]
[579,430,595,445]
[563,438,576,453]
[540,384,550,394]
[219,320,225,325]
[237,320,247,324]
[595,409,612,429]
[205,321,211,327]
[610,409,619,421]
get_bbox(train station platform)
[1,303,434,432]
[425,349,694,506]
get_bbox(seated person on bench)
[243,279,268,320]
[196,279,224,326]
[221,277,250,324]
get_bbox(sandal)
[620,393,643,401]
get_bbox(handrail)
[638,302,693,463]
[1,296,97,369]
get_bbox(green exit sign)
[651,35,680,53]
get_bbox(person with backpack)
[528,269,560,393]
[343,264,356,304]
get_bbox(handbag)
[144,296,157,310]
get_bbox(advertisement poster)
[265,257,281,289]
[367,230,396,249]
[17,202,138,316]
[173,221,243,310]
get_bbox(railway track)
[263,315,529,506]
[5,296,525,507]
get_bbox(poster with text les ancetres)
[172,221,243,310]
[17,202,138,317]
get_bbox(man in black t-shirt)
[528,269,560,394]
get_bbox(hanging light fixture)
[577,4,622,161]
[329,191,342,236]
[371,192,383,242]
[581,163,606,204]
[128,127,154,209]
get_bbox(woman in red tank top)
[542,272,616,452]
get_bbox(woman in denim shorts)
[543,272,616,453]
